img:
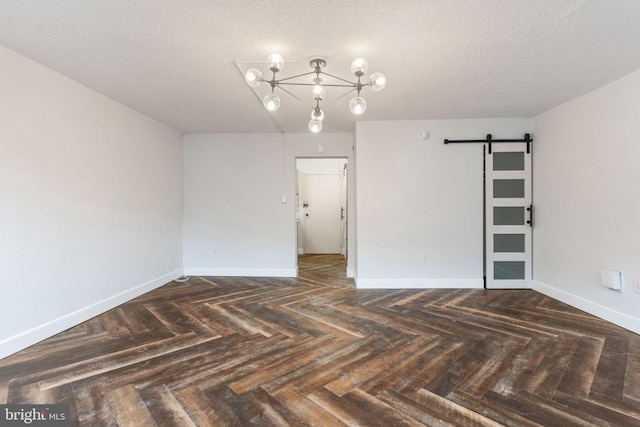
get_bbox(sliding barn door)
[486,143,532,289]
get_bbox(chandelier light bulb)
[349,96,367,115]
[351,58,368,76]
[311,108,325,121]
[267,53,284,72]
[369,72,387,92]
[309,118,323,133]
[263,93,281,111]
[244,68,263,88]
[312,85,326,101]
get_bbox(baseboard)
[0,269,182,360]
[355,277,484,289]
[533,280,640,335]
[346,267,354,278]
[184,267,297,278]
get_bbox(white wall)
[533,68,640,334]
[355,119,531,288]
[0,45,183,359]
[182,132,353,277]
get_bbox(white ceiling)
[1,1,640,134]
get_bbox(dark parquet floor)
[1,254,639,426]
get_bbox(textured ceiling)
[1,1,640,133]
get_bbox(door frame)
[294,157,350,269]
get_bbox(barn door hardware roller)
[444,133,532,154]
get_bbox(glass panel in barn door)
[486,143,532,289]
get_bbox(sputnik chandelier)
[244,54,386,132]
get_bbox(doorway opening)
[296,158,348,272]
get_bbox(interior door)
[301,173,342,254]
[486,143,532,289]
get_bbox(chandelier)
[244,54,386,132]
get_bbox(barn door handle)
[526,205,533,227]
[341,207,345,220]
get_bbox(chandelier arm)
[318,71,358,85]
[276,84,316,109]
[277,82,356,88]
[276,70,317,83]
[314,83,357,88]
[322,88,358,107]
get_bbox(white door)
[301,174,342,254]
[486,143,532,289]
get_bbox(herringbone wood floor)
[1,255,639,426]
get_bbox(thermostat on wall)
[601,269,622,291]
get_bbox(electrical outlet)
[634,281,640,294]
[421,253,428,263]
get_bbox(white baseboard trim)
[346,267,354,278]
[0,270,182,360]
[184,267,297,278]
[355,277,484,289]
[533,280,640,335]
